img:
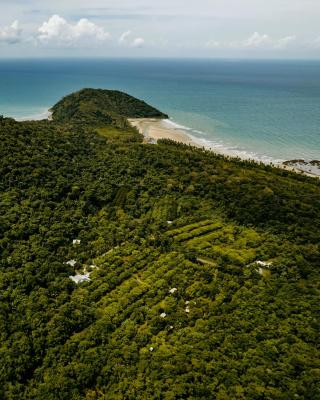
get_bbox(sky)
[0,0,320,58]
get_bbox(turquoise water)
[0,58,319,162]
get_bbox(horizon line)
[1,56,320,62]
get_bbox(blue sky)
[1,0,320,58]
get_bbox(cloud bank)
[119,30,145,47]
[0,15,315,58]
[38,15,110,46]
[206,32,296,50]
[243,32,296,49]
[0,20,22,44]
[0,1,320,58]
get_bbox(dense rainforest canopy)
[0,90,319,400]
[51,88,168,128]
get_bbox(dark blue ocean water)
[0,58,319,162]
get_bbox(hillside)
[0,91,319,400]
[51,88,168,127]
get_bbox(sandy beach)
[128,118,198,147]
[129,118,320,178]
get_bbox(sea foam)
[163,118,284,165]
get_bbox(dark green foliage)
[51,88,168,128]
[0,90,319,399]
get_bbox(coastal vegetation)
[51,88,168,128]
[0,90,319,399]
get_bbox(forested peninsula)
[0,89,319,399]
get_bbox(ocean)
[0,58,319,163]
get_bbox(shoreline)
[128,118,198,147]
[129,118,320,178]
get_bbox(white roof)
[255,260,272,267]
[66,259,77,267]
[69,273,91,284]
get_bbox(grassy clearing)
[96,126,142,143]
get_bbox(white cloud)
[274,35,296,49]
[243,32,296,49]
[0,20,22,44]
[205,40,221,48]
[244,32,272,48]
[119,30,131,44]
[38,15,110,46]
[132,37,145,47]
[118,30,145,47]
[206,32,296,50]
